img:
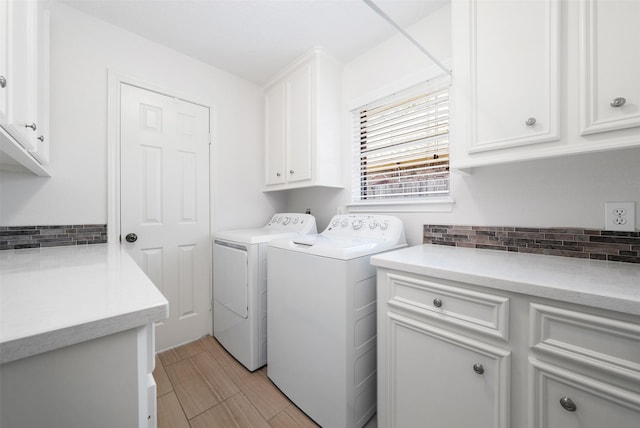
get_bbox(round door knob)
[525,117,536,126]
[38,135,45,142]
[610,97,626,108]
[559,397,577,412]
[276,172,281,177]
[25,123,37,131]
[433,298,443,308]
[289,170,294,174]
[0,75,6,88]
[473,363,485,375]
[125,233,138,243]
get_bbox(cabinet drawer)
[530,303,640,375]
[530,360,640,428]
[386,273,509,340]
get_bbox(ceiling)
[60,0,447,85]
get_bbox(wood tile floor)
[154,335,321,427]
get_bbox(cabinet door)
[5,0,38,151]
[463,0,560,152]
[580,0,640,135]
[286,63,312,183]
[29,1,48,164]
[383,314,510,428]
[0,0,8,123]
[531,362,640,428]
[265,82,286,185]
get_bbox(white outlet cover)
[605,202,636,232]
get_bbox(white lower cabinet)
[376,270,640,428]
[378,272,511,428]
[531,361,640,428]
[0,324,157,428]
[529,303,640,428]
[385,313,510,427]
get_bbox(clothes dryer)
[213,213,316,371]
[267,214,406,428]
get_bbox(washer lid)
[213,213,317,244]
[268,214,407,260]
[214,228,308,245]
[292,235,378,249]
[271,235,403,260]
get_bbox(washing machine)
[213,213,316,371]
[267,214,406,428]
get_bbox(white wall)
[287,3,640,245]
[0,2,282,231]
[2,2,638,243]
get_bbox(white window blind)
[352,82,449,201]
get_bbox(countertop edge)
[1,303,168,365]
[371,246,640,317]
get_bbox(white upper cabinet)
[4,0,39,152]
[455,0,560,153]
[579,0,640,135]
[0,0,8,124]
[264,48,342,191]
[265,80,287,186]
[0,0,50,175]
[286,62,313,184]
[452,0,640,170]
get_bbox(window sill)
[346,196,455,213]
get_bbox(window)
[352,82,449,202]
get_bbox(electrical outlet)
[605,202,635,231]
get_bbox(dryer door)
[213,240,248,318]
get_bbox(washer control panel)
[324,215,405,241]
[266,213,316,233]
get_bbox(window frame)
[349,77,453,212]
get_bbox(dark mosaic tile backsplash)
[0,225,107,250]
[424,225,640,264]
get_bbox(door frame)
[106,70,217,325]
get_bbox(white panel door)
[120,83,211,351]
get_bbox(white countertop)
[0,244,169,364]
[371,244,640,316]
